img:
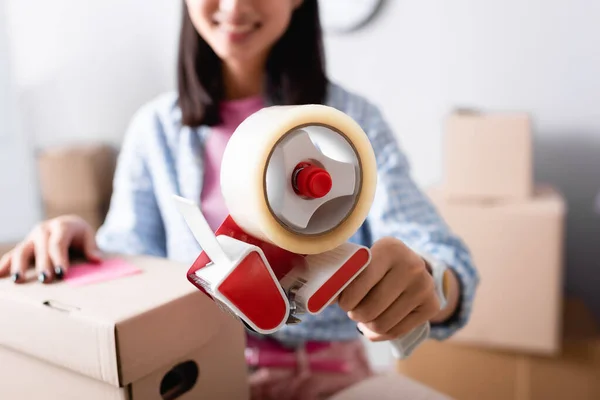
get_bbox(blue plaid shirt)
[96,82,479,346]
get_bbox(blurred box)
[0,243,13,258]
[442,110,533,201]
[0,255,249,400]
[330,373,451,400]
[37,143,118,217]
[427,185,566,354]
[396,298,600,400]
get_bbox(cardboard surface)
[427,185,566,354]
[396,298,600,400]
[0,303,249,400]
[400,343,521,400]
[442,110,533,201]
[37,143,117,210]
[37,143,119,233]
[0,344,128,400]
[0,243,13,258]
[130,314,248,400]
[0,254,230,386]
[330,373,452,400]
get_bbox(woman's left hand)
[337,237,442,342]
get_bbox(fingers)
[82,227,102,262]
[378,309,430,342]
[0,249,13,278]
[33,226,55,283]
[47,217,102,276]
[361,286,422,334]
[10,241,34,283]
[358,311,423,343]
[352,251,440,342]
[346,267,406,323]
[358,290,440,342]
[338,247,392,312]
[2,216,99,284]
[47,220,75,276]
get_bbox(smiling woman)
[177,0,327,126]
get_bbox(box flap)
[428,184,567,214]
[0,254,229,386]
[0,344,128,400]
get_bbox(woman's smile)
[214,20,262,42]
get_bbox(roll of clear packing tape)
[220,104,377,255]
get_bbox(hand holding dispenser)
[174,105,430,358]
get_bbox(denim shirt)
[96,82,479,346]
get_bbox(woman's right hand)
[0,215,102,284]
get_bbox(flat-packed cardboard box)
[0,254,249,399]
[427,185,566,354]
[442,110,533,201]
[396,298,600,400]
[37,143,118,211]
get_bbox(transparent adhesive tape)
[220,105,377,255]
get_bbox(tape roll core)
[220,105,377,255]
[265,122,362,236]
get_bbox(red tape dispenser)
[173,104,378,334]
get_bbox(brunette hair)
[177,0,328,127]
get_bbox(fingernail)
[38,272,48,283]
[54,266,64,280]
[11,273,20,283]
[356,326,363,335]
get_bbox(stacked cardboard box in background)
[395,110,598,399]
[398,298,600,400]
[432,109,566,354]
[441,110,533,201]
[428,108,566,354]
[0,243,11,258]
[428,184,565,354]
[37,143,118,231]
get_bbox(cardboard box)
[37,143,118,211]
[427,185,566,354]
[0,243,13,258]
[0,254,250,399]
[330,373,452,400]
[442,110,533,201]
[396,298,600,400]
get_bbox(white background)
[0,0,41,242]
[1,0,600,369]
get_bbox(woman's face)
[186,0,302,65]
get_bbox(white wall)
[0,0,41,242]
[4,0,182,148]
[0,0,181,242]
[324,0,600,320]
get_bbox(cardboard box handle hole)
[43,300,80,313]
[160,360,199,400]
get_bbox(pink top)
[200,95,265,231]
